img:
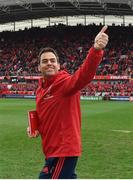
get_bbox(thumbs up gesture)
[94,26,109,50]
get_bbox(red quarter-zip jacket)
[36,47,104,158]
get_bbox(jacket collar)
[39,70,70,88]
[39,71,60,88]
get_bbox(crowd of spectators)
[81,80,133,97]
[0,81,37,95]
[0,24,133,76]
[0,80,132,97]
[0,24,133,97]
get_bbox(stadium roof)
[0,0,133,24]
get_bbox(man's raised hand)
[94,26,109,50]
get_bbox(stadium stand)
[0,0,133,100]
[0,25,133,76]
[0,24,133,100]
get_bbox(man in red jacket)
[27,26,108,179]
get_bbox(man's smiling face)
[39,52,60,78]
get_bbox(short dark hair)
[38,47,59,63]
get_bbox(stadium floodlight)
[69,0,80,9]
[42,0,56,9]
[16,0,32,11]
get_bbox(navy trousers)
[39,156,78,179]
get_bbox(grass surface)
[0,99,133,178]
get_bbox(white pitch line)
[112,130,133,133]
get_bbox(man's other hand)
[27,127,39,138]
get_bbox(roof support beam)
[16,0,32,11]
[0,5,10,14]
[42,0,55,9]
[128,0,133,10]
[98,0,107,11]
[69,0,80,9]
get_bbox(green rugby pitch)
[0,99,133,178]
